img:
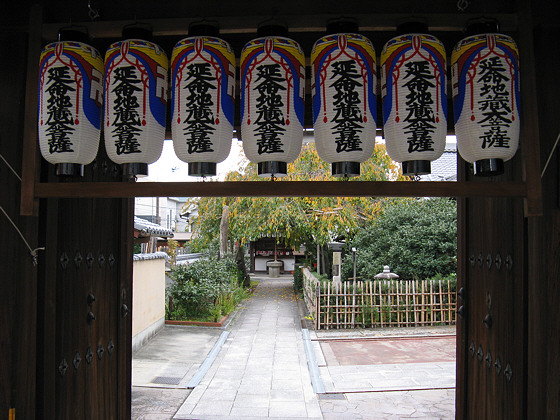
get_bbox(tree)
[187,142,402,254]
[342,197,457,280]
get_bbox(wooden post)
[315,284,320,330]
[219,205,229,259]
[405,281,409,327]
[448,280,453,324]
[20,4,43,216]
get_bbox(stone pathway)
[131,276,456,419]
[173,276,322,419]
[319,389,456,419]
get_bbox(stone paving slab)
[320,362,456,393]
[319,389,456,419]
[173,276,322,419]
[319,336,456,365]
[133,325,223,388]
[132,275,456,419]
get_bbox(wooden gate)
[38,155,133,419]
[457,192,526,419]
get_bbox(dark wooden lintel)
[34,180,527,199]
[41,13,518,39]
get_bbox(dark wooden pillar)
[456,122,528,419]
[526,22,560,420]
[0,24,40,420]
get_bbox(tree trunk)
[219,205,229,259]
[235,244,251,288]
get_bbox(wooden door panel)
[459,195,526,420]
[40,151,132,418]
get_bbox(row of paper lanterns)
[38,20,520,178]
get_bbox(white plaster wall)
[132,257,166,350]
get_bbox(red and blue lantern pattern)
[38,41,104,165]
[381,34,447,168]
[171,36,235,166]
[451,34,520,166]
[311,33,377,165]
[240,36,305,168]
[104,39,168,165]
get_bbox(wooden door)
[38,153,133,419]
[457,171,527,419]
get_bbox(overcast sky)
[143,135,456,183]
[142,138,245,182]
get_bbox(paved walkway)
[132,275,456,419]
[173,275,322,419]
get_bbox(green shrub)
[166,256,238,319]
[166,255,253,321]
[293,265,303,294]
[342,198,457,280]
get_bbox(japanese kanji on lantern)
[38,29,104,176]
[451,24,520,176]
[311,20,377,177]
[240,29,305,177]
[104,26,168,178]
[381,23,447,176]
[171,26,236,177]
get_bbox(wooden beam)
[41,13,518,39]
[20,4,42,216]
[517,1,544,217]
[34,180,527,198]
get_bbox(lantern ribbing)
[38,28,104,176]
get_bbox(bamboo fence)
[302,267,457,330]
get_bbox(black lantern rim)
[124,163,148,179]
[331,162,360,178]
[188,162,217,177]
[57,26,90,43]
[258,161,287,177]
[326,17,359,34]
[188,21,220,37]
[257,19,289,37]
[473,158,504,177]
[402,160,431,176]
[396,19,429,35]
[122,23,153,41]
[56,163,84,177]
[464,17,500,36]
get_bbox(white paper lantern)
[452,32,520,176]
[240,36,305,177]
[104,32,168,177]
[38,33,104,176]
[311,32,377,177]
[171,35,235,177]
[381,32,447,176]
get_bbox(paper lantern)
[311,23,377,177]
[381,25,447,176]
[38,30,103,176]
[104,27,168,177]
[452,26,520,176]
[171,26,235,177]
[240,30,305,177]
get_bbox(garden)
[166,254,256,323]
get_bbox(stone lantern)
[374,265,399,279]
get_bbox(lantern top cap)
[464,17,500,36]
[257,18,289,37]
[122,23,153,42]
[396,20,429,35]
[57,26,90,43]
[189,21,220,37]
[326,17,359,35]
